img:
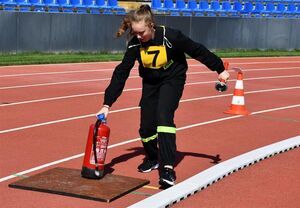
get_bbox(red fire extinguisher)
[81,114,110,179]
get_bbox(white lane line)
[191,60,300,66]
[0,78,111,90]
[180,86,300,103]
[1,65,299,89]
[0,137,141,183]
[3,85,299,108]
[1,65,299,78]
[0,87,142,107]
[0,61,122,68]
[128,135,300,208]
[0,71,299,92]
[1,73,298,107]
[0,58,299,71]
[0,68,118,78]
[243,74,300,81]
[224,56,300,60]
[185,75,300,87]
[0,76,138,90]
[0,106,140,134]
[188,66,300,75]
[0,104,299,183]
[1,86,299,134]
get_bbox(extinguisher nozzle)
[97,114,105,121]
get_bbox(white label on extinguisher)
[89,136,108,165]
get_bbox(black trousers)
[139,76,185,167]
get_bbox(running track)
[0,57,299,208]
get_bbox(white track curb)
[128,135,300,208]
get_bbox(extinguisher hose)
[93,119,102,173]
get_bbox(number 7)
[147,50,160,67]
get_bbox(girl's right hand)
[96,105,110,119]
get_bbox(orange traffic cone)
[224,72,250,115]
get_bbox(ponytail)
[115,15,131,38]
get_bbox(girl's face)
[131,20,154,43]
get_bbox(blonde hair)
[115,4,155,38]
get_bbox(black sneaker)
[159,167,176,187]
[137,159,159,173]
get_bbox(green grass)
[215,49,300,58]
[0,52,124,66]
[1,50,300,66]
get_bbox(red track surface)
[0,57,299,208]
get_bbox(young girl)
[97,5,229,187]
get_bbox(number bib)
[140,45,168,69]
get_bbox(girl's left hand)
[218,70,230,82]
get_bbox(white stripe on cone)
[231,96,245,105]
[235,80,244,89]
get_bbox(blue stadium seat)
[222,1,241,17]
[285,3,296,17]
[56,0,73,13]
[186,0,203,16]
[28,0,45,12]
[15,0,31,11]
[94,0,112,14]
[232,1,243,16]
[296,4,300,17]
[252,2,265,17]
[167,0,186,16]
[220,1,235,17]
[195,1,210,16]
[187,0,197,10]
[83,0,106,14]
[96,0,114,15]
[44,0,59,12]
[192,0,204,16]
[263,2,276,17]
[209,1,222,16]
[176,0,192,16]
[151,0,162,11]
[151,0,167,13]
[107,0,126,15]
[182,2,195,16]
[156,0,174,14]
[168,0,192,16]
[1,0,17,11]
[69,0,87,13]
[81,0,96,13]
[241,2,253,17]
[274,3,286,18]
[3,0,32,11]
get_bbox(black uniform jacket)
[104,26,225,107]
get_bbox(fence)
[0,11,299,53]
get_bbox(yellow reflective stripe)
[141,134,158,143]
[163,59,173,70]
[157,126,176,134]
